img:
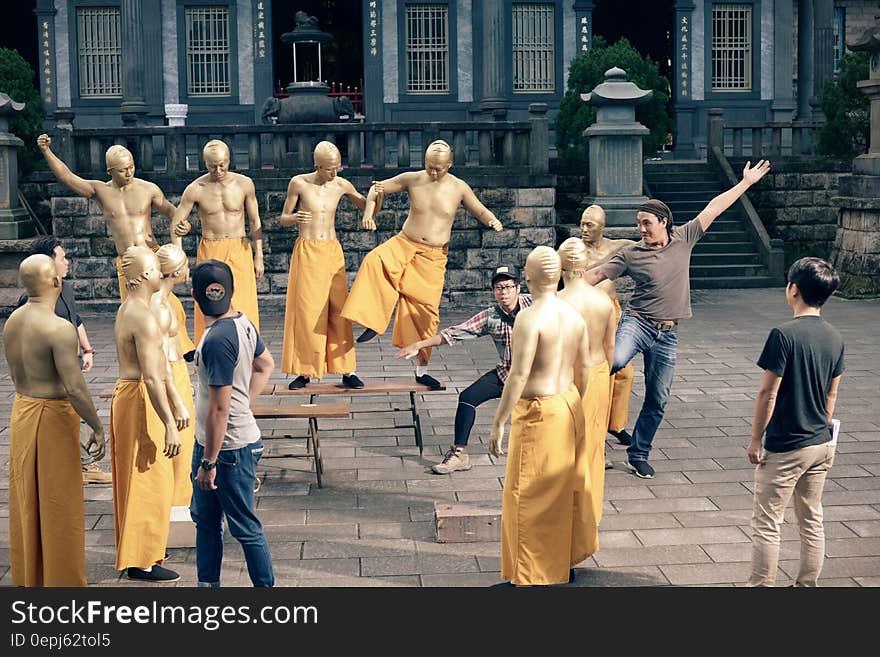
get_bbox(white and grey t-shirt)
[194,312,265,451]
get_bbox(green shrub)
[555,36,673,164]
[816,51,869,158]
[0,48,46,174]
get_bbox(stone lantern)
[581,67,652,226]
[831,15,880,297]
[0,93,34,239]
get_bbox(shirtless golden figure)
[172,139,263,343]
[279,141,366,390]
[490,246,595,586]
[341,140,502,387]
[5,255,105,586]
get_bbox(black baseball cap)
[191,259,234,317]
[491,265,518,286]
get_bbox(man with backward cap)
[584,160,771,479]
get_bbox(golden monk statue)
[4,254,105,587]
[581,204,637,446]
[112,246,184,583]
[279,141,366,390]
[153,244,196,507]
[172,139,263,343]
[36,133,195,355]
[489,246,595,586]
[558,237,616,527]
[341,139,502,388]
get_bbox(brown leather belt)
[629,310,678,332]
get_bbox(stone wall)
[24,172,556,313]
[737,158,852,267]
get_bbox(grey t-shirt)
[599,218,705,321]
[194,313,266,451]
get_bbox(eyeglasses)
[493,283,517,293]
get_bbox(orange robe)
[341,232,447,364]
[609,298,634,431]
[281,238,356,377]
[582,361,612,524]
[170,359,195,507]
[8,394,87,587]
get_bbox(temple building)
[26,1,880,155]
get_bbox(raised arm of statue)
[37,133,97,198]
[342,178,367,211]
[362,174,407,230]
[461,184,502,231]
[170,183,198,248]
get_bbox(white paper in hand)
[830,418,841,446]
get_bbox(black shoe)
[609,428,632,446]
[356,328,378,343]
[569,568,576,583]
[489,581,516,589]
[415,373,442,389]
[626,460,655,479]
[127,565,180,582]
[342,373,365,389]
[183,350,195,363]
[288,375,310,390]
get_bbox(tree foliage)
[816,51,869,158]
[554,36,673,163]
[0,48,46,173]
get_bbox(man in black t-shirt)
[748,257,845,587]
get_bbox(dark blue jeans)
[610,311,678,463]
[454,369,505,446]
[190,440,274,587]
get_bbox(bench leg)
[309,416,323,488]
[410,391,424,456]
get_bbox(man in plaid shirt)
[395,265,531,473]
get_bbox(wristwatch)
[200,459,216,471]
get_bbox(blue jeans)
[610,311,678,463]
[190,440,274,587]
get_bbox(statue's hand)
[86,428,106,462]
[296,210,312,224]
[489,423,505,458]
[173,405,190,431]
[173,219,192,237]
[362,216,377,231]
[371,180,385,196]
[488,218,503,232]
[37,133,51,151]
[164,425,182,458]
[254,255,264,279]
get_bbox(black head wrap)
[637,199,674,235]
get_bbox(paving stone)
[778,556,880,580]
[612,497,719,514]
[571,565,671,587]
[843,520,880,537]
[660,562,751,585]
[649,482,751,498]
[358,521,436,540]
[301,538,416,559]
[593,545,712,568]
[634,526,750,546]
[420,572,504,587]
[598,512,681,531]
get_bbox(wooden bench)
[98,387,347,488]
[251,402,350,488]
[260,378,446,456]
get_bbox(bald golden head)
[156,243,188,276]
[524,246,561,290]
[105,144,134,171]
[558,237,588,276]
[19,254,61,298]
[424,140,452,176]
[314,140,341,166]
[203,139,230,161]
[121,246,160,290]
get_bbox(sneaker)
[432,446,472,474]
[253,476,262,494]
[288,375,310,390]
[82,462,112,485]
[605,460,613,470]
[356,328,378,343]
[608,428,632,446]
[625,460,655,479]
[126,565,180,582]
[415,373,442,389]
[342,373,365,389]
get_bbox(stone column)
[797,0,814,119]
[0,95,34,239]
[812,0,835,118]
[479,0,509,116]
[772,0,796,121]
[120,0,148,126]
[673,1,697,158]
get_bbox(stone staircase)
[643,161,780,289]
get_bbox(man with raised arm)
[172,139,263,343]
[112,246,186,583]
[558,237,617,527]
[341,139,503,388]
[36,133,195,355]
[580,204,637,447]
[490,246,594,586]
[5,255,105,586]
[585,160,772,479]
[279,141,366,390]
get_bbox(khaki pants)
[749,441,835,587]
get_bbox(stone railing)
[49,103,550,177]
[706,107,823,159]
[706,108,786,280]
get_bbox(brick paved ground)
[1,288,878,587]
